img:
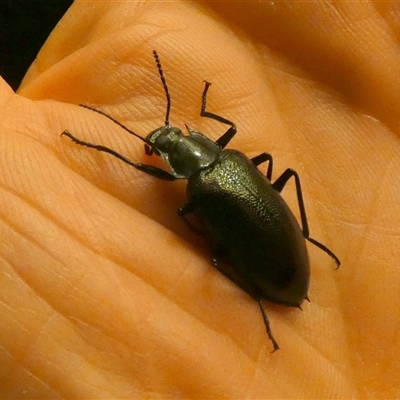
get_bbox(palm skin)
[1,1,399,398]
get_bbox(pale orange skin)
[1,1,399,398]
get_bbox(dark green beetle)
[62,51,340,352]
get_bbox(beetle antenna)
[153,50,171,126]
[78,104,146,143]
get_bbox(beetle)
[62,50,340,352]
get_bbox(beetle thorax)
[146,125,221,179]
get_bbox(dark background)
[0,0,74,91]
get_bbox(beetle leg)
[61,130,177,181]
[178,203,204,234]
[211,252,260,298]
[251,152,274,181]
[258,300,280,352]
[272,168,341,267]
[210,248,281,351]
[200,81,237,149]
[212,254,279,351]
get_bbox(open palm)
[1,1,399,398]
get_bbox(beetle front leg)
[61,130,177,181]
[200,81,237,149]
[272,168,341,267]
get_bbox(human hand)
[1,1,399,398]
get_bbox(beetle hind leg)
[211,256,280,351]
[306,237,341,268]
[272,168,341,268]
[258,300,280,352]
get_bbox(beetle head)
[145,125,219,179]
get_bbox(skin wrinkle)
[14,361,62,399]
[66,315,139,373]
[60,319,149,398]
[0,184,133,342]
[0,317,63,398]
[2,227,84,332]
[1,172,262,370]
[4,262,141,400]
